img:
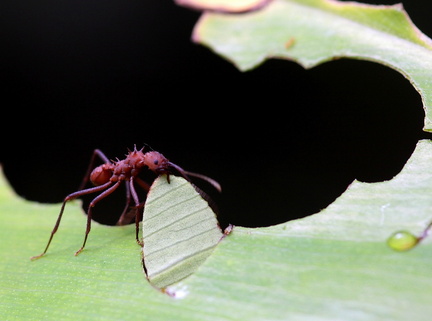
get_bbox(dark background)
[1,0,431,229]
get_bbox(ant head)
[90,164,113,186]
[143,151,170,174]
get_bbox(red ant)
[30,146,221,260]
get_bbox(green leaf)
[0,179,149,320]
[192,0,432,131]
[1,140,432,320]
[143,175,223,289]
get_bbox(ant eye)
[154,160,159,165]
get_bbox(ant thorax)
[111,149,147,182]
[89,149,171,186]
[89,149,148,185]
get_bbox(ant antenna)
[168,162,222,192]
[142,142,154,151]
[418,219,432,242]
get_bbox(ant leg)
[418,220,432,242]
[135,177,150,192]
[78,149,111,190]
[116,178,149,226]
[116,183,133,226]
[75,181,121,256]
[130,178,144,247]
[30,200,69,260]
[30,181,114,260]
[166,162,221,215]
[182,170,222,192]
[190,182,221,217]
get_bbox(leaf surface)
[1,140,432,320]
[192,0,432,131]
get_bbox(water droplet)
[387,231,419,251]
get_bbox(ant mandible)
[30,146,221,260]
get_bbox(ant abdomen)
[90,164,113,186]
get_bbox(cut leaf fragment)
[193,0,432,131]
[142,175,223,290]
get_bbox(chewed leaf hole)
[142,175,226,293]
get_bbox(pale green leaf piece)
[174,0,271,12]
[142,175,223,289]
[1,140,432,320]
[192,0,432,131]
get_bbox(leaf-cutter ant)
[30,146,221,260]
